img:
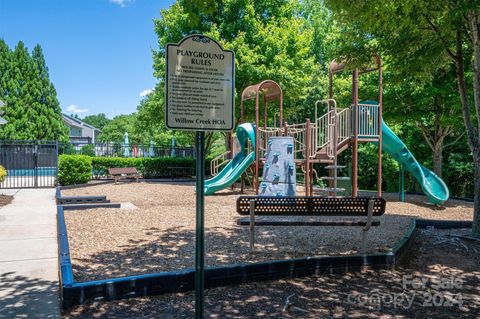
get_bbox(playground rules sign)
[165,34,235,131]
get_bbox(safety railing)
[314,110,332,153]
[210,150,231,176]
[257,127,283,159]
[357,103,379,137]
[337,108,352,143]
[251,101,354,163]
[284,122,308,159]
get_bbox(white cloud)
[139,88,153,97]
[109,0,133,8]
[66,104,89,114]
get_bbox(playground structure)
[206,58,449,204]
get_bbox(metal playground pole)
[195,131,205,318]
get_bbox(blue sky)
[0,0,174,118]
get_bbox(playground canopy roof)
[329,57,381,75]
[241,80,282,102]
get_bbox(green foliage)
[142,0,317,151]
[134,84,195,146]
[99,114,138,143]
[357,144,399,192]
[82,113,111,130]
[0,40,69,141]
[80,144,95,157]
[58,155,92,186]
[90,156,205,179]
[142,157,198,178]
[444,153,474,198]
[0,165,7,183]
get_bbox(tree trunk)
[468,11,480,237]
[473,153,480,237]
[204,132,215,155]
[432,142,443,177]
[418,122,446,177]
[224,132,232,159]
[452,25,480,237]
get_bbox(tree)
[99,114,138,144]
[326,0,480,236]
[82,113,111,130]
[383,67,464,177]
[148,0,316,154]
[0,40,68,141]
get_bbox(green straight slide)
[204,123,256,195]
[381,120,449,204]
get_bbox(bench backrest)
[108,167,139,175]
[237,196,386,217]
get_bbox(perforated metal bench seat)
[237,196,386,216]
[237,196,386,252]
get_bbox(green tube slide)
[204,123,256,195]
[381,120,449,204]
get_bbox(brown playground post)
[352,68,359,197]
[377,56,383,198]
[305,118,311,196]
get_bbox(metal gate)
[0,141,58,188]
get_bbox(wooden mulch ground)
[64,228,480,318]
[0,194,13,208]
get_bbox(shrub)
[142,157,196,178]
[80,144,95,156]
[0,165,7,183]
[59,154,210,182]
[58,155,92,185]
[91,156,201,179]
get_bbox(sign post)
[165,34,234,319]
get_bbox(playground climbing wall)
[260,137,296,197]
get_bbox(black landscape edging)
[61,203,121,210]
[57,205,75,298]
[61,253,394,309]
[404,191,474,202]
[56,186,474,310]
[58,195,109,205]
[391,219,417,264]
[415,219,473,229]
[357,190,474,203]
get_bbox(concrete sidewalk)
[0,189,60,319]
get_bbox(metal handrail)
[254,99,354,162]
[337,107,352,143]
[210,150,231,176]
[356,103,379,137]
[257,127,283,159]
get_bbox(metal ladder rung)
[325,165,346,169]
[320,176,350,181]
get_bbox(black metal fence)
[58,142,195,158]
[0,140,195,189]
[0,140,58,188]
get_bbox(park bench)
[236,196,386,253]
[108,167,141,184]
